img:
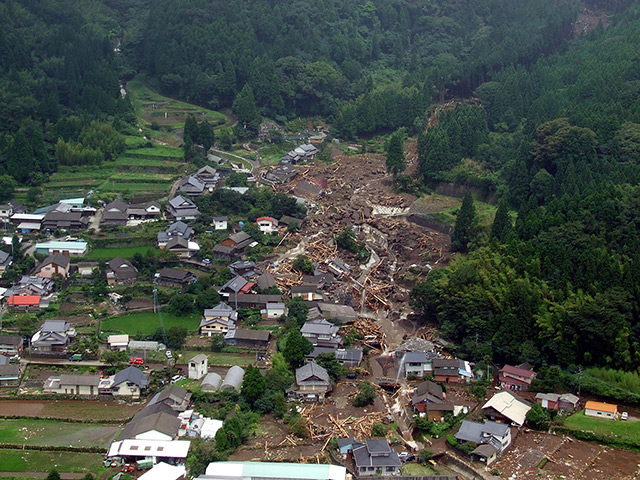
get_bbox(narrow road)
[210,148,258,172]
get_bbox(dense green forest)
[411,2,640,372]
[4,0,640,374]
[0,0,133,194]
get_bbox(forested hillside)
[130,0,576,132]
[411,2,640,371]
[0,0,133,197]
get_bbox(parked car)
[171,374,185,384]
[69,354,83,362]
[398,452,415,463]
[128,357,144,365]
[622,411,629,421]
[165,350,173,360]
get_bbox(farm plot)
[101,311,200,336]
[0,399,143,421]
[563,410,640,441]
[85,245,155,259]
[0,449,104,473]
[0,418,120,448]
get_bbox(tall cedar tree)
[452,193,476,253]
[385,130,405,175]
[233,84,259,136]
[283,329,313,369]
[241,364,267,404]
[490,200,511,242]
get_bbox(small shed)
[188,354,208,380]
[221,366,245,391]
[107,334,129,351]
[201,372,222,391]
[585,400,617,419]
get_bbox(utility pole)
[578,367,583,397]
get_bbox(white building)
[188,354,208,380]
[196,462,346,480]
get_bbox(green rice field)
[101,311,200,336]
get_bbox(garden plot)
[0,418,120,448]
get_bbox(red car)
[128,357,144,365]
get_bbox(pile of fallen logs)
[341,319,385,350]
[328,412,388,438]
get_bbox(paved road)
[210,147,258,172]
[22,358,108,367]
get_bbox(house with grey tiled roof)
[353,439,401,476]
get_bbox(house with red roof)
[499,364,536,391]
[8,295,42,312]
[255,216,278,234]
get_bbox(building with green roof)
[196,461,346,480]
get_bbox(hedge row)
[0,443,105,453]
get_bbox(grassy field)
[563,410,640,440]
[85,245,155,259]
[0,419,119,448]
[0,449,104,473]
[101,311,200,336]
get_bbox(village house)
[35,240,88,257]
[335,348,363,368]
[127,201,161,222]
[44,374,101,396]
[76,261,98,277]
[177,175,206,197]
[224,328,270,349]
[584,400,618,419]
[7,275,55,298]
[265,164,298,184]
[499,364,536,391]
[166,195,200,221]
[41,210,90,231]
[165,236,200,258]
[482,391,531,426]
[107,439,191,467]
[300,319,341,349]
[455,420,512,466]
[289,361,331,402]
[352,439,401,477]
[402,351,430,378]
[255,216,278,234]
[31,320,76,354]
[226,293,283,309]
[188,354,208,380]
[101,200,129,227]
[100,366,150,400]
[213,216,228,230]
[157,267,198,288]
[220,275,254,297]
[412,380,455,422]
[120,411,181,441]
[221,231,253,250]
[291,284,324,301]
[0,364,21,386]
[106,257,138,286]
[256,272,277,291]
[0,250,12,273]
[33,253,71,279]
[535,392,580,412]
[200,316,234,336]
[281,144,319,164]
[107,334,130,351]
[0,335,23,357]
[229,261,260,278]
[157,221,193,248]
[433,358,474,383]
[7,294,43,312]
[260,301,286,320]
[148,384,192,412]
[302,273,334,289]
